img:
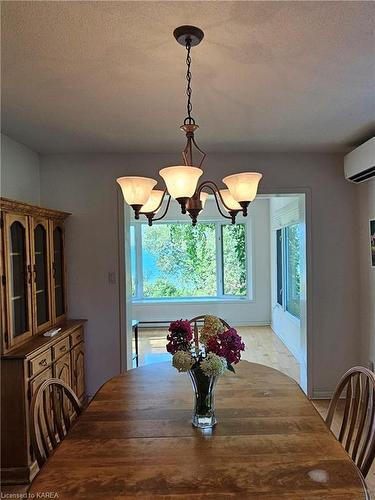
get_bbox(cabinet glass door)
[10,222,28,335]
[4,213,33,347]
[51,223,66,321]
[32,219,52,332]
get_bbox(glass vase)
[189,366,218,428]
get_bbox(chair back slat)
[61,387,72,432]
[352,377,370,461]
[42,387,58,450]
[30,378,82,468]
[326,366,375,477]
[337,375,353,442]
[357,389,375,471]
[344,374,361,451]
[37,406,50,460]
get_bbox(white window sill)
[132,297,253,305]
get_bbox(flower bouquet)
[166,316,245,428]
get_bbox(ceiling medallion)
[117,26,262,226]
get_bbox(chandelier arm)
[196,183,232,220]
[197,180,233,213]
[153,189,168,214]
[150,194,172,222]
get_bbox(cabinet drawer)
[29,349,52,378]
[52,337,70,360]
[70,327,83,347]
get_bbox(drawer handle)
[39,359,48,367]
[59,346,66,352]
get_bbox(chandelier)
[117,26,262,226]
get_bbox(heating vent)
[344,137,375,184]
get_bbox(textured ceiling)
[1,1,374,153]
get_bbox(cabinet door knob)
[39,359,47,367]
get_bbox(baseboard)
[311,390,334,399]
[230,321,271,327]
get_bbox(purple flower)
[166,320,193,354]
[206,328,245,365]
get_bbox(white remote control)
[43,327,62,337]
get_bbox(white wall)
[39,152,360,397]
[358,179,375,368]
[1,134,40,204]
[132,197,271,327]
[269,195,307,391]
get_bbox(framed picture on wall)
[370,220,375,267]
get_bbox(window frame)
[276,228,283,307]
[275,224,301,322]
[131,219,250,302]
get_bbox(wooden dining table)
[29,361,369,499]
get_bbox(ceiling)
[1,1,374,154]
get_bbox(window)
[222,224,247,296]
[130,221,248,300]
[275,223,302,319]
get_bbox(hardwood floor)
[136,325,301,384]
[238,325,300,383]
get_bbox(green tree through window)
[286,224,301,318]
[131,222,248,299]
[222,224,247,296]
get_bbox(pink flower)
[166,320,193,354]
[206,328,245,365]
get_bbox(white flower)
[172,350,194,372]
[200,353,227,377]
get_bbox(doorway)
[121,192,309,394]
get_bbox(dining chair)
[189,315,230,339]
[30,378,82,467]
[189,315,231,329]
[325,366,375,477]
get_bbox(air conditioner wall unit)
[344,137,375,183]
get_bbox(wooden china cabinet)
[0,197,87,484]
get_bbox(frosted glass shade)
[116,176,157,205]
[200,192,209,208]
[219,189,242,211]
[159,166,203,199]
[222,172,262,202]
[139,190,164,214]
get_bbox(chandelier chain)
[185,39,195,125]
